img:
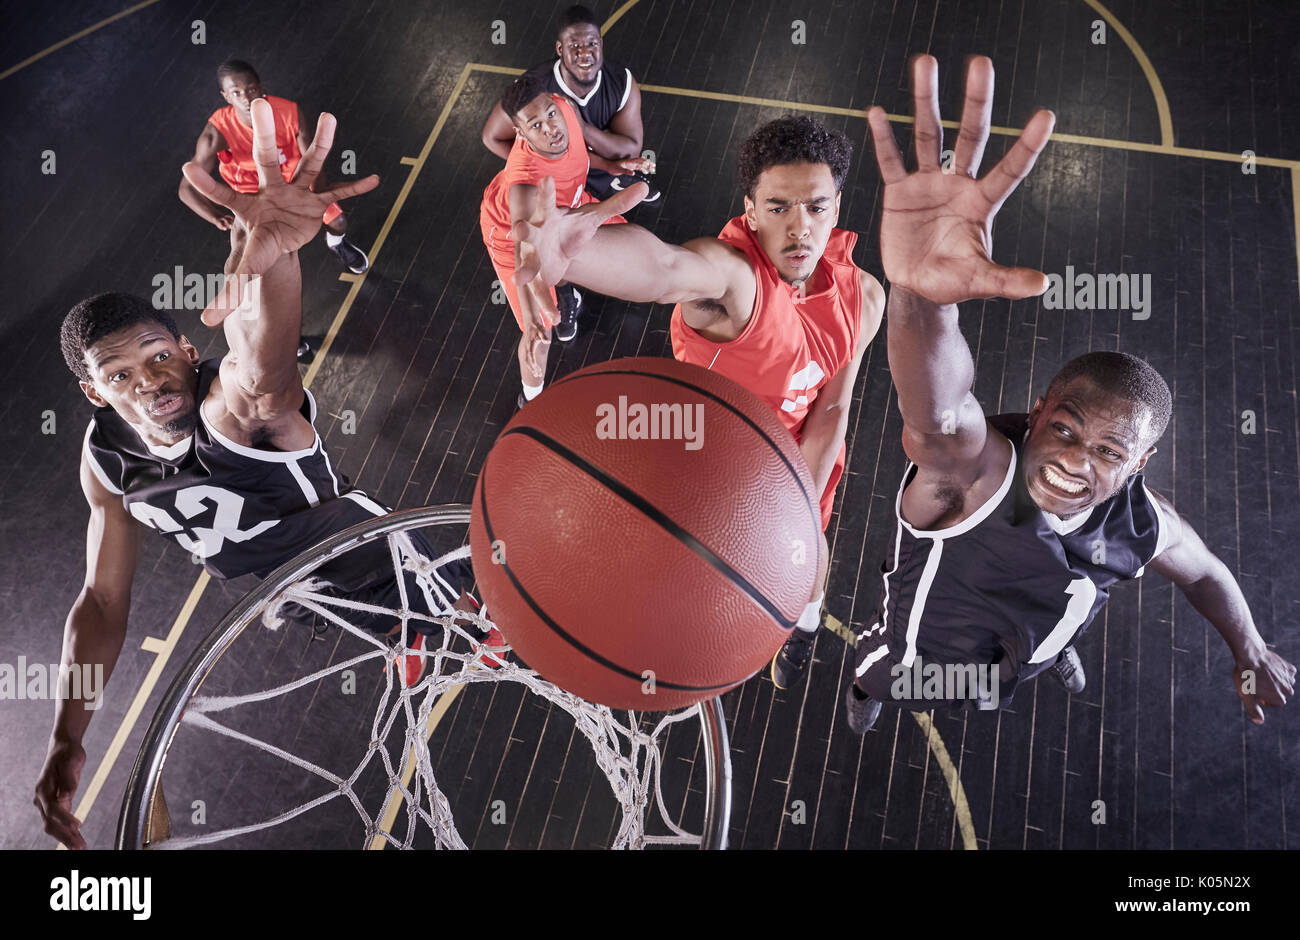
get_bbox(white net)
[125,515,728,850]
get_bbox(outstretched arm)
[869,55,1054,480]
[512,177,754,324]
[1146,491,1295,723]
[34,456,143,849]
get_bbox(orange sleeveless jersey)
[670,218,862,528]
[208,95,302,194]
[479,95,597,262]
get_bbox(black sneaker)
[610,171,662,206]
[844,682,882,734]
[1047,645,1086,694]
[555,285,582,342]
[329,236,370,274]
[771,628,816,690]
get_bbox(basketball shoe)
[1047,645,1085,694]
[844,682,882,734]
[329,236,370,274]
[771,628,816,690]
[555,285,582,342]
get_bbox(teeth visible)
[1043,465,1084,494]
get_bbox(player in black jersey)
[839,55,1294,733]
[33,101,482,849]
[481,5,660,206]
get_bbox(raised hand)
[181,98,379,326]
[867,55,1055,305]
[512,175,648,292]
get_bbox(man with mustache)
[507,115,886,693]
[34,101,481,850]
[843,55,1294,731]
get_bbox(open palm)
[181,98,379,326]
[869,55,1055,304]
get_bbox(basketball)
[469,356,823,710]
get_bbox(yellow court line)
[827,613,976,849]
[1081,0,1174,148]
[911,712,978,850]
[63,572,210,848]
[367,684,464,849]
[601,0,642,35]
[1293,167,1300,306]
[0,0,164,81]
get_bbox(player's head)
[502,74,568,156]
[555,5,602,88]
[739,117,852,287]
[217,59,263,115]
[1024,351,1173,517]
[62,293,201,442]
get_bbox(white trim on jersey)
[855,640,891,678]
[1133,482,1172,578]
[901,539,944,667]
[895,441,1019,540]
[83,422,125,495]
[143,434,193,461]
[1041,505,1096,536]
[286,459,321,508]
[199,398,323,463]
[319,448,343,497]
[553,59,602,107]
[618,68,632,110]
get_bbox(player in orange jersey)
[179,60,370,359]
[511,115,885,691]
[480,73,652,407]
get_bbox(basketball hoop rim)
[116,504,732,850]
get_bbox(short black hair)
[737,116,853,198]
[217,59,259,85]
[61,293,182,383]
[559,5,600,32]
[1045,351,1173,448]
[501,73,553,122]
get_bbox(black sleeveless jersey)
[524,58,633,131]
[83,359,392,581]
[857,413,1169,700]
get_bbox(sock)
[325,232,344,247]
[522,382,543,401]
[795,594,823,632]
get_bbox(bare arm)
[34,455,143,848]
[580,76,644,160]
[798,272,885,496]
[179,123,234,228]
[1146,491,1295,722]
[481,103,518,160]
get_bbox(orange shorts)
[487,247,559,331]
[791,430,846,531]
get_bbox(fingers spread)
[296,111,338,190]
[954,56,994,176]
[910,54,943,170]
[322,173,381,203]
[973,263,1050,300]
[183,161,239,209]
[866,107,906,184]
[593,180,647,220]
[979,108,1056,213]
[250,98,282,187]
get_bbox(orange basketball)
[469,357,822,710]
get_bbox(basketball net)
[144,533,713,850]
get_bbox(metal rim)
[116,503,732,850]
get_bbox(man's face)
[512,94,568,156]
[79,323,202,444]
[743,162,841,287]
[556,23,603,87]
[220,73,263,115]
[1022,377,1158,518]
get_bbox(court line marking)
[829,613,977,849]
[0,0,164,81]
[1081,0,1174,147]
[74,58,1300,845]
[601,0,642,35]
